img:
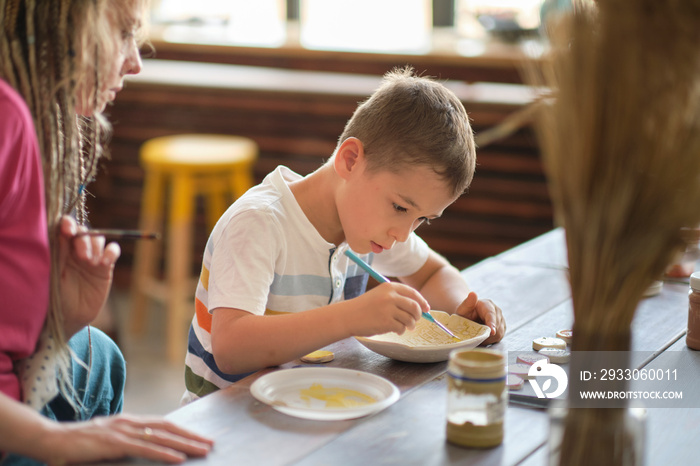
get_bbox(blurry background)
[152,0,550,51]
[92,0,573,415]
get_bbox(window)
[155,0,287,47]
[299,0,432,53]
[152,0,561,53]
[455,0,546,40]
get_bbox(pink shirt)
[0,79,50,401]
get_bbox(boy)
[184,67,506,402]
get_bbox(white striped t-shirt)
[183,166,429,402]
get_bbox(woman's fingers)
[121,421,213,461]
[62,416,214,464]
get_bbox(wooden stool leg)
[130,170,165,334]
[205,176,228,232]
[166,174,195,363]
[230,165,255,200]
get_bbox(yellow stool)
[130,134,258,363]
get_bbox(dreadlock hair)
[0,0,148,405]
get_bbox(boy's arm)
[210,281,429,374]
[211,305,353,374]
[397,250,506,344]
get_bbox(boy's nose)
[389,224,412,243]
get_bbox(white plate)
[250,367,400,421]
[355,310,491,363]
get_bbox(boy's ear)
[334,137,365,180]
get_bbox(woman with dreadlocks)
[0,1,213,464]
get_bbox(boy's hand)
[352,282,429,337]
[456,291,506,345]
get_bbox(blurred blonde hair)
[1,0,149,404]
[337,67,476,197]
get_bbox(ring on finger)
[141,427,154,441]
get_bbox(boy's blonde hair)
[338,67,475,196]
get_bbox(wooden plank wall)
[89,60,552,289]
[147,39,527,85]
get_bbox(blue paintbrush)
[344,249,458,339]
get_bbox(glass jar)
[687,272,700,350]
[446,348,506,448]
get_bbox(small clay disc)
[300,350,335,364]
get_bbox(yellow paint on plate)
[299,383,376,408]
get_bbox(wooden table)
[115,229,699,465]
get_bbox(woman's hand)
[42,414,213,465]
[57,216,121,337]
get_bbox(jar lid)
[448,348,505,378]
[691,272,700,290]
